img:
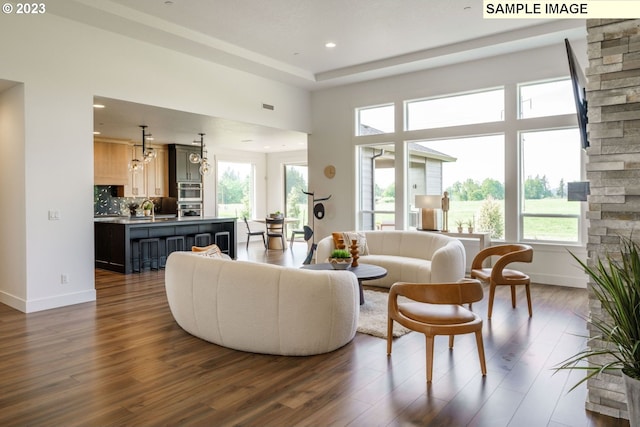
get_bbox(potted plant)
[269,210,283,219]
[455,219,464,233]
[556,235,640,426]
[466,218,474,233]
[142,201,153,216]
[329,249,352,270]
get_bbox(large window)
[410,136,505,238]
[354,77,583,244]
[284,164,308,228]
[356,104,394,135]
[217,161,254,219]
[520,128,581,242]
[519,79,574,119]
[358,144,396,230]
[406,88,504,131]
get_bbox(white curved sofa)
[315,230,465,288]
[164,252,360,356]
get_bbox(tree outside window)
[217,161,254,219]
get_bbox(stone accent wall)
[585,18,640,420]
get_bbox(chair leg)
[488,283,496,319]
[426,335,435,383]
[387,318,393,354]
[511,285,517,308]
[246,237,250,250]
[475,330,487,376]
[281,236,286,251]
[448,335,454,348]
[525,282,533,317]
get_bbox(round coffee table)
[301,263,387,305]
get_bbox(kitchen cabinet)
[94,141,129,185]
[94,217,237,273]
[94,221,126,271]
[169,144,202,197]
[126,145,144,197]
[95,141,169,197]
[145,146,168,197]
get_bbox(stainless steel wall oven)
[177,182,202,201]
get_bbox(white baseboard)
[0,289,96,313]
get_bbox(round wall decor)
[324,165,336,179]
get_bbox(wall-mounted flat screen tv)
[565,38,589,149]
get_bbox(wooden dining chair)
[387,279,486,383]
[243,217,266,249]
[265,217,286,251]
[470,244,534,319]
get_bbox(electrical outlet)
[60,274,69,284]
[48,210,61,220]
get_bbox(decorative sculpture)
[302,191,332,265]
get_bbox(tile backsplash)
[94,186,161,216]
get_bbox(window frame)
[355,103,395,136]
[517,77,575,120]
[404,86,505,131]
[518,127,583,244]
[352,76,584,245]
[215,160,256,219]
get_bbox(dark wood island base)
[95,217,237,274]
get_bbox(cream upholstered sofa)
[164,252,360,356]
[315,230,465,288]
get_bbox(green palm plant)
[556,235,640,391]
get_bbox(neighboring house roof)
[358,125,456,163]
[358,124,385,135]
[408,143,457,163]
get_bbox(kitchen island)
[95,216,237,274]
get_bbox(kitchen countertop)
[94,216,235,225]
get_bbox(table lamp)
[415,195,442,231]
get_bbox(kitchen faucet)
[141,199,155,221]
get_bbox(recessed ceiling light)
[325,42,336,48]
[93,104,105,109]
[93,131,101,135]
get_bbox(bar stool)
[161,236,185,268]
[132,237,160,271]
[214,231,231,255]
[190,233,212,248]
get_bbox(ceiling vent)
[262,103,275,111]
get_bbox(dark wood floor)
[0,242,630,426]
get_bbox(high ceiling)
[49,0,585,152]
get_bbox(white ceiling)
[49,0,586,152]
[92,96,308,153]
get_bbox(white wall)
[309,41,589,287]
[0,14,311,312]
[0,83,27,306]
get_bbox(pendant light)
[128,144,143,173]
[140,125,156,163]
[190,133,212,176]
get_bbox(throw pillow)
[192,244,231,259]
[332,232,346,249]
[342,231,369,255]
[331,231,369,255]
